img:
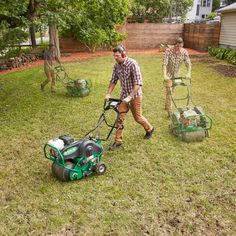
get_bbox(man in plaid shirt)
[41,44,60,93]
[105,45,154,150]
[163,37,191,116]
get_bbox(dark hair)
[174,37,184,45]
[113,45,126,54]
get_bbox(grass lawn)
[0,54,235,235]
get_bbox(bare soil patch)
[0,48,207,76]
[213,64,236,78]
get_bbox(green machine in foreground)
[54,65,91,97]
[169,77,212,142]
[43,98,125,181]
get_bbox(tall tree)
[130,0,193,22]
[0,0,42,48]
[60,0,129,52]
[212,0,220,11]
[225,0,236,5]
[0,0,129,56]
[26,0,42,48]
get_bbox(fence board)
[60,22,220,52]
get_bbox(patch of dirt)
[0,48,207,76]
[168,217,182,228]
[213,64,236,78]
[193,58,219,64]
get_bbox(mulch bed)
[213,64,236,78]
[193,58,219,64]
[0,48,207,76]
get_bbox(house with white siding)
[186,0,213,22]
[217,2,236,49]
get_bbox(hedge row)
[208,47,236,65]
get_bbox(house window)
[220,0,226,7]
[202,0,207,7]
[207,0,211,7]
[196,5,200,16]
[202,14,205,18]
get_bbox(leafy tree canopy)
[60,0,129,52]
[129,0,193,22]
[0,0,129,54]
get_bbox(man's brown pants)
[164,79,173,112]
[41,66,56,92]
[115,96,153,143]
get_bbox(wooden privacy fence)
[60,23,184,52]
[183,23,221,51]
[60,23,220,52]
[119,23,183,49]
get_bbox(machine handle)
[171,77,191,86]
[43,143,65,165]
[104,98,121,109]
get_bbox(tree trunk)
[168,1,173,23]
[49,22,61,59]
[29,23,36,48]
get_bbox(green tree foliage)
[0,0,43,52]
[60,0,129,52]
[225,0,236,5]
[0,0,129,54]
[212,0,220,11]
[206,12,217,19]
[0,1,29,54]
[129,0,193,22]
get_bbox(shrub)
[206,12,217,20]
[208,47,236,65]
[226,50,236,65]
[0,47,32,59]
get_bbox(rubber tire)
[51,161,75,181]
[95,163,106,175]
[182,130,206,142]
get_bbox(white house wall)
[186,0,213,22]
[219,12,236,49]
[186,0,198,22]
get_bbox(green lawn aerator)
[43,98,125,181]
[169,77,212,142]
[54,64,91,97]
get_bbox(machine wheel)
[95,163,106,175]
[169,124,178,136]
[181,130,206,143]
[52,161,75,181]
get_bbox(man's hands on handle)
[105,93,111,101]
[185,73,191,80]
[105,94,132,104]
[164,75,170,80]
[105,83,139,104]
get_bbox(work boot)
[109,142,122,151]
[144,127,154,139]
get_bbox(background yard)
[0,54,235,235]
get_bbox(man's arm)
[123,84,140,103]
[123,61,142,103]
[163,49,170,80]
[107,82,116,95]
[105,65,118,100]
[184,51,191,79]
[162,65,170,80]
[130,84,140,98]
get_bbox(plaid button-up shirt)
[110,57,142,99]
[163,48,191,78]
